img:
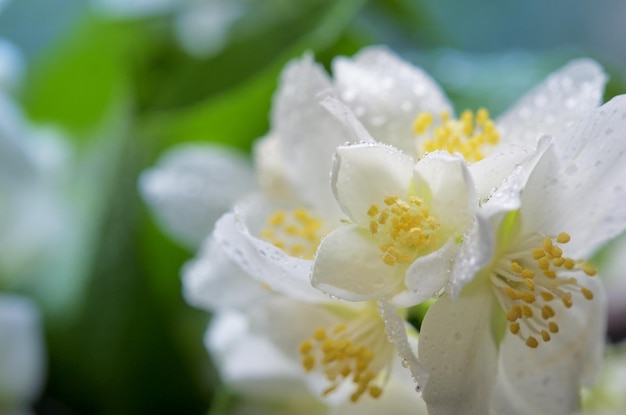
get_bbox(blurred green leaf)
[142,0,368,155]
[19,17,144,136]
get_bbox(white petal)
[213,210,328,303]
[139,144,254,249]
[332,46,452,156]
[206,311,314,401]
[418,288,498,415]
[492,275,606,414]
[271,53,344,214]
[520,96,626,257]
[393,239,457,307]
[254,134,301,207]
[182,236,269,312]
[311,225,400,301]
[498,58,606,146]
[248,296,337,363]
[447,216,494,299]
[332,143,414,225]
[0,295,45,409]
[470,143,535,201]
[174,0,242,58]
[319,94,376,143]
[413,151,475,233]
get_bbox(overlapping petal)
[519,96,626,258]
[311,224,399,301]
[418,284,498,415]
[331,143,414,225]
[332,46,452,155]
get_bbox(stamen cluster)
[492,232,597,349]
[260,208,324,259]
[299,324,386,402]
[367,196,439,266]
[413,108,500,162]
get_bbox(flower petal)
[311,224,400,301]
[139,144,254,249]
[332,46,452,156]
[206,311,315,401]
[491,275,606,415]
[393,239,457,307]
[182,236,269,312]
[332,143,415,225]
[253,134,301,206]
[470,143,535,201]
[520,96,626,257]
[497,58,606,146]
[0,295,45,409]
[413,151,475,233]
[213,210,328,303]
[248,296,337,363]
[418,287,498,415]
[271,53,344,214]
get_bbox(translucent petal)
[492,275,606,414]
[182,236,269,312]
[139,144,254,249]
[418,288,498,415]
[498,58,606,146]
[213,211,327,303]
[470,143,535,201]
[311,225,399,301]
[254,134,302,207]
[393,239,457,307]
[206,311,315,401]
[333,46,452,156]
[0,295,45,408]
[520,96,626,257]
[413,151,475,233]
[332,143,414,226]
[248,296,337,362]
[271,54,344,214]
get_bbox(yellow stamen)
[494,231,596,350]
[261,208,324,259]
[413,108,500,162]
[367,195,440,267]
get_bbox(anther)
[581,287,594,300]
[526,336,539,348]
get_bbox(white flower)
[0,294,45,414]
[311,142,475,306]
[326,46,606,198]
[416,95,626,415]
[213,46,608,301]
[207,301,428,413]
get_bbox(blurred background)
[0,0,625,414]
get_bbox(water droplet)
[342,89,357,102]
[401,359,409,368]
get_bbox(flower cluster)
[141,46,626,414]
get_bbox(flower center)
[367,195,440,266]
[413,108,500,162]
[490,232,596,348]
[298,313,392,402]
[260,208,324,259]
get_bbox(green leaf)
[19,17,144,136]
